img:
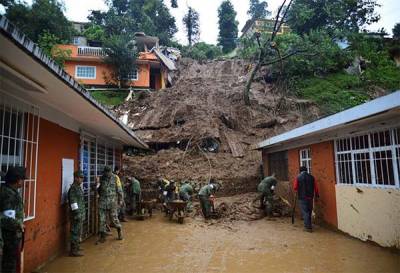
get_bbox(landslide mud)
[115,58,320,193]
[40,212,400,273]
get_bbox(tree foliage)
[183,7,200,46]
[5,0,74,43]
[37,30,71,67]
[102,34,138,88]
[287,0,380,35]
[393,23,400,39]
[181,42,223,61]
[217,0,239,54]
[83,24,105,42]
[247,0,270,20]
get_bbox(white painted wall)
[336,185,400,248]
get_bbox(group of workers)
[257,166,319,232]
[0,163,318,271]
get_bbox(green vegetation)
[217,0,239,54]
[90,91,129,106]
[181,42,223,61]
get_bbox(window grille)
[127,69,138,81]
[335,127,400,188]
[0,91,40,221]
[268,151,288,180]
[75,66,96,79]
[299,148,312,174]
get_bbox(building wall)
[24,118,80,273]
[64,60,150,88]
[336,186,400,248]
[274,141,338,227]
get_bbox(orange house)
[57,35,173,91]
[257,91,400,249]
[1,17,148,272]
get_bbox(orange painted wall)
[287,142,338,227]
[64,60,150,88]
[23,118,80,273]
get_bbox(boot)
[117,228,123,240]
[70,243,84,257]
[98,232,106,243]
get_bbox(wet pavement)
[40,213,400,273]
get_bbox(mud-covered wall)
[336,186,400,248]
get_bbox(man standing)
[294,166,319,232]
[198,181,218,220]
[130,177,141,215]
[179,181,194,212]
[68,170,85,257]
[0,166,26,273]
[98,166,123,243]
[257,174,278,217]
[114,167,127,222]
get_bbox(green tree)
[181,42,223,60]
[102,34,138,88]
[170,0,177,8]
[217,0,239,53]
[37,30,71,67]
[287,0,380,35]
[393,23,400,39]
[247,0,270,20]
[83,24,105,41]
[5,0,74,42]
[183,7,200,46]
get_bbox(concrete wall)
[24,118,80,273]
[336,185,400,248]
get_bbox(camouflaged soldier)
[0,166,26,273]
[68,170,85,257]
[130,177,141,215]
[179,181,194,212]
[98,166,123,243]
[257,175,278,217]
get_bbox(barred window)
[299,148,312,174]
[76,66,96,79]
[268,151,288,180]
[335,127,400,188]
[127,69,138,81]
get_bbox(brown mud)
[39,212,400,273]
[115,58,319,193]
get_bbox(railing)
[77,46,106,57]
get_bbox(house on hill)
[58,30,176,91]
[241,18,290,38]
[256,91,400,249]
[1,15,148,272]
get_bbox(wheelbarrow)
[166,200,187,224]
[136,199,156,220]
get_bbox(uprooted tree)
[244,0,300,105]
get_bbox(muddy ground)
[39,212,400,273]
[115,58,320,193]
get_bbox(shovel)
[291,192,297,224]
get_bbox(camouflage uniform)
[98,168,123,241]
[68,178,85,256]
[115,174,126,221]
[130,178,141,215]
[257,176,278,216]
[179,182,193,212]
[0,183,24,273]
[198,184,215,219]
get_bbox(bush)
[181,42,223,61]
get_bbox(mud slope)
[115,58,319,194]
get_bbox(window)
[127,69,138,81]
[73,37,80,45]
[268,151,288,180]
[1,92,40,221]
[335,127,400,188]
[76,66,96,79]
[299,148,312,174]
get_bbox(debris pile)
[116,58,319,194]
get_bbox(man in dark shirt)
[293,166,319,232]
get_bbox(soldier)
[98,166,123,243]
[130,177,141,215]
[258,174,278,217]
[179,181,194,212]
[0,166,26,273]
[114,167,127,222]
[67,170,85,257]
[198,180,218,220]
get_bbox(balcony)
[77,46,106,57]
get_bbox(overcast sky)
[4,0,400,44]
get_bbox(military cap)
[103,166,112,173]
[74,170,84,178]
[4,166,26,183]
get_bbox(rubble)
[115,58,319,194]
